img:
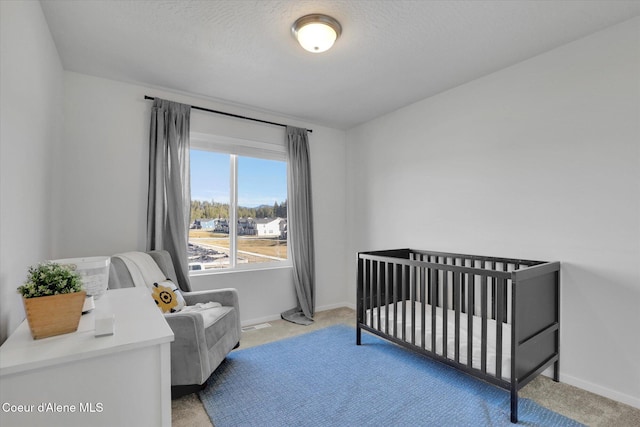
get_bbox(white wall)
[56,72,348,325]
[346,18,640,408]
[0,1,64,343]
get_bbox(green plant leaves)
[17,262,82,298]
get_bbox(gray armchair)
[108,250,240,396]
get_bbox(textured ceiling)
[41,0,640,129]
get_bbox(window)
[188,135,288,272]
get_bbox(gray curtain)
[147,98,192,292]
[281,126,315,325]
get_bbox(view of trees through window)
[188,150,288,271]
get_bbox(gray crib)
[356,248,561,423]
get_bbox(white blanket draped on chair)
[113,251,167,287]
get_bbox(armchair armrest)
[181,288,241,347]
[164,312,212,385]
[182,288,239,309]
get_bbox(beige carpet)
[172,307,640,427]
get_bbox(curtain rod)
[144,95,312,133]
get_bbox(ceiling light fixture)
[291,14,342,53]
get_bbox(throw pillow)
[150,280,186,313]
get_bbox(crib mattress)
[366,301,512,380]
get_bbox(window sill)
[188,262,292,277]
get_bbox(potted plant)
[18,262,87,339]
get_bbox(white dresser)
[0,287,174,427]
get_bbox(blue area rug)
[199,325,583,426]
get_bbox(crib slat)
[454,271,461,363]
[491,261,496,320]
[431,267,437,354]
[496,276,505,379]
[410,260,416,345]
[461,266,467,314]
[393,262,398,339]
[384,262,390,335]
[436,255,440,303]
[363,259,368,326]
[369,259,374,327]
[467,271,474,369]
[420,264,426,350]
[442,264,449,358]
[401,264,407,341]
[426,256,432,305]
[360,259,364,325]
[481,275,488,374]
[502,262,508,323]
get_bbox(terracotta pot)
[22,291,87,339]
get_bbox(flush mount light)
[291,14,342,53]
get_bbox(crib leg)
[553,359,560,382]
[510,388,518,423]
[356,325,362,345]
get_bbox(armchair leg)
[171,383,206,399]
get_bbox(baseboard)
[561,373,640,409]
[240,313,282,328]
[316,302,356,311]
[241,302,355,327]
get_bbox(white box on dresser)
[0,287,174,427]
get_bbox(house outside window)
[188,133,289,273]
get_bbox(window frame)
[189,133,291,275]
